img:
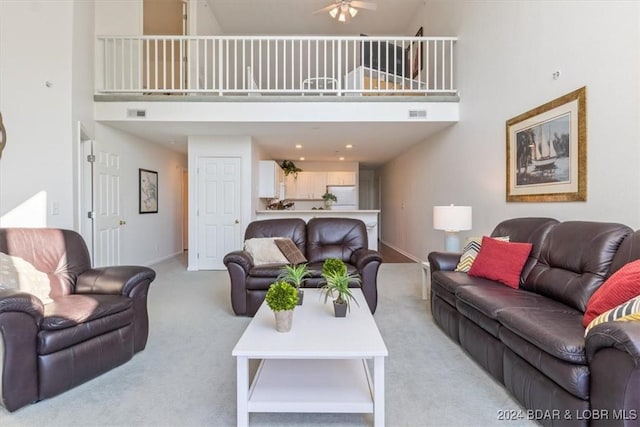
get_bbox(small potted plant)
[278,263,310,305]
[280,160,302,179]
[320,258,361,317]
[322,192,337,209]
[265,281,298,332]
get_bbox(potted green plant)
[322,192,337,209]
[265,281,298,332]
[280,160,302,178]
[278,263,310,305]
[320,258,361,317]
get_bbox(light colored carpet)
[1,255,536,426]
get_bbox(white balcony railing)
[96,35,457,96]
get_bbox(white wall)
[95,124,187,266]
[0,1,75,228]
[189,0,223,36]
[95,0,142,35]
[72,0,96,229]
[380,0,640,260]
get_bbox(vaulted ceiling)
[205,0,425,36]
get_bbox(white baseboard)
[378,240,423,263]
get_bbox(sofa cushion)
[585,295,640,336]
[38,306,133,355]
[306,218,367,264]
[583,259,640,327]
[454,236,509,272]
[0,228,92,298]
[468,237,532,288]
[431,270,496,306]
[41,294,132,331]
[497,305,587,364]
[456,284,563,320]
[456,285,569,338]
[244,238,289,266]
[523,221,632,312]
[499,327,590,399]
[274,238,307,265]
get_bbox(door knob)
[119,220,126,225]
[235,219,239,224]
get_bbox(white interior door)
[93,141,123,267]
[197,156,241,270]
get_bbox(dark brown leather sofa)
[429,218,640,426]
[224,217,382,316]
[0,228,155,412]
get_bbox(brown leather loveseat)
[429,218,640,426]
[224,217,382,316]
[0,228,156,412]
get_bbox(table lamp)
[433,205,472,252]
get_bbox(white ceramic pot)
[274,309,293,332]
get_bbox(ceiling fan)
[313,0,378,23]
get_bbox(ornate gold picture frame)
[506,87,587,202]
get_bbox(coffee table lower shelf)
[248,358,374,413]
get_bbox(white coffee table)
[232,288,388,426]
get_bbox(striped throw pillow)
[455,236,509,272]
[585,296,640,336]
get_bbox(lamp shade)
[433,205,472,231]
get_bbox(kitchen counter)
[255,210,380,250]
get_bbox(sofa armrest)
[223,250,254,271]
[76,266,156,297]
[0,290,43,411]
[0,289,44,322]
[350,249,382,314]
[427,251,462,272]
[351,248,382,269]
[224,250,255,316]
[586,321,640,365]
[586,322,640,420]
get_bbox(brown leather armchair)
[0,228,155,412]
[224,217,382,316]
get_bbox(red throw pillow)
[583,259,640,327]
[467,236,533,289]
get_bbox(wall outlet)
[51,201,59,215]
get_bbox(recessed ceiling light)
[295,144,302,149]
[345,144,353,149]
[339,157,345,161]
[299,157,305,161]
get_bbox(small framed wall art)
[139,168,158,214]
[506,87,586,202]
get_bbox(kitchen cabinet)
[327,171,356,186]
[258,160,284,199]
[285,171,327,200]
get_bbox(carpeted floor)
[1,255,536,426]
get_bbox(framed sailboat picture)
[506,87,586,202]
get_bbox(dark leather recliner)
[224,217,382,316]
[0,228,155,412]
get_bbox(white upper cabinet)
[258,161,284,198]
[327,171,356,186]
[286,171,327,200]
